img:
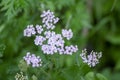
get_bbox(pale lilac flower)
[44,23,55,30]
[30,54,42,67]
[35,25,43,34]
[40,10,59,30]
[41,45,50,54]
[57,47,65,55]
[64,46,72,55]
[23,52,31,65]
[34,36,46,46]
[70,45,78,53]
[41,45,57,54]
[53,17,59,24]
[64,45,78,55]
[47,33,64,47]
[80,49,102,67]
[62,29,73,40]
[44,31,56,39]
[47,36,56,46]
[24,10,79,56]
[24,25,36,37]
[55,38,65,47]
[43,31,66,55]
[23,52,42,67]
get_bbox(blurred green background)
[0,0,120,80]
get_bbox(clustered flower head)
[16,9,103,80]
[34,36,46,46]
[80,49,102,67]
[23,52,42,67]
[36,25,43,34]
[15,72,27,80]
[62,29,73,40]
[24,25,36,37]
[23,10,78,55]
[41,10,59,29]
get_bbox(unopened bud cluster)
[15,72,27,80]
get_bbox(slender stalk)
[111,0,117,11]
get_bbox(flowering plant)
[15,10,103,80]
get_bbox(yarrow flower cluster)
[80,49,102,67]
[36,25,43,34]
[34,36,46,46]
[24,10,78,55]
[15,72,27,80]
[23,52,42,67]
[16,9,103,80]
[62,29,73,40]
[24,25,36,37]
[41,10,59,29]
